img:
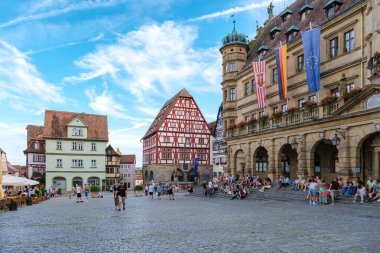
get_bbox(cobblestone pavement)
[0,192,379,253]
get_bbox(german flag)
[275,45,287,101]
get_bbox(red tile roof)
[142,88,193,139]
[120,155,136,164]
[43,110,108,140]
[241,0,364,73]
[207,121,216,133]
[26,125,44,144]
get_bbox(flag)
[302,27,321,93]
[194,157,200,174]
[252,61,267,109]
[275,45,288,100]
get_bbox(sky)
[0,0,294,167]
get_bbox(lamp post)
[331,133,341,146]
[290,138,299,150]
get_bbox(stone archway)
[149,171,154,181]
[144,170,148,180]
[72,177,83,187]
[278,144,298,180]
[357,132,380,180]
[253,147,268,177]
[52,176,66,190]
[310,139,338,182]
[234,150,246,179]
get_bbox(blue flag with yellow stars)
[302,27,321,93]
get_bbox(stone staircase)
[187,186,380,207]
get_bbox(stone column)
[297,134,308,178]
[227,145,233,176]
[246,142,252,176]
[267,138,276,181]
[337,129,351,178]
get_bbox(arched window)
[72,177,83,187]
[149,171,154,180]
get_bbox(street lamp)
[331,133,341,146]
[290,138,298,150]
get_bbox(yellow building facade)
[221,0,380,182]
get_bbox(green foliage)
[57,188,62,195]
[134,184,144,191]
[90,185,100,192]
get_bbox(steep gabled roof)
[26,125,44,144]
[106,144,121,156]
[207,121,216,135]
[142,88,193,139]
[43,110,108,140]
[120,155,136,164]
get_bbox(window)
[245,115,250,122]
[56,141,62,150]
[259,111,264,118]
[33,154,38,162]
[185,125,190,132]
[229,63,235,72]
[164,136,170,142]
[72,142,83,150]
[56,159,62,167]
[230,88,236,101]
[91,143,96,151]
[344,30,354,52]
[329,38,338,58]
[327,6,335,17]
[72,128,82,136]
[251,79,256,93]
[185,138,190,145]
[309,95,317,102]
[253,113,257,119]
[282,104,288,112]
[224,90,227,101]
[245,82,250,96]
[167,149,172,159]
[161,150,166,159]
[298,98,305,108]
[273,107,279,113]
[185,151,190,161]
[331,88,339,97]
[91,160,97,168]
[273,68,278,84]
[34,142,39,149]
[297,55,304,72]
[199,138,204,145]
[287,33,293,42]
[72,159,83,167]
[346,83,355,93]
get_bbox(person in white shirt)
[76,184,83,203]
[308,179,318,205]
[148,184,154,199]
[208,180,213,197]
[353,183,366,204]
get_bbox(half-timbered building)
[142,89,212,183]
[24,125,46,179]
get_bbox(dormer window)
[286,25,300,42]
[34,142,39,150]
[324,0,343,18]
[257,45,269,60]
[72,128,82,136]
[281,8,293,22]
[299,2,314,21]
[270,27,281,40]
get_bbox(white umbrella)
[2,175,29,186]
[25,179,40,186]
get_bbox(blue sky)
[0,0,294,166]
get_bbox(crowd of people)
[143,182,179,200]
[198,174,380,205]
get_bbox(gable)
[333,85,380,116]
[67,117,87,127]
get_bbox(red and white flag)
[252,61,267,109]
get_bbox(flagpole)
[309,22,312,30]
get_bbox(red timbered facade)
[142,89,212,182]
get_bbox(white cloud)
[188,0,284,22]
[0,40,64,111]
[109,127,146,166]
[0,0,125,28]
[0,122,27,166]
[84,87,136,121]
[66,21,221,113]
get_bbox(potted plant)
[236,121,246,128]
[7,199,17,211]
[26,196,33,206]
[272,111,283,120]
[134,184,144,197]
[344,87,363,101]
[320,95,338,115]
[90,185,101,198]
[286,107,299,116]
[303,101,318,112]
[259,114,270,128]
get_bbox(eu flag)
[302,27,321,93]
[194,157,200,173]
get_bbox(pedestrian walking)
[76,184,83,203]
[84,184,90,202]
[116,183,128,210]
[144,184,148,196]
[157,184,162,200]
[168,184,174,200]
[208,180,213,197]
[163,182,168,195]
[148,184,154,199]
